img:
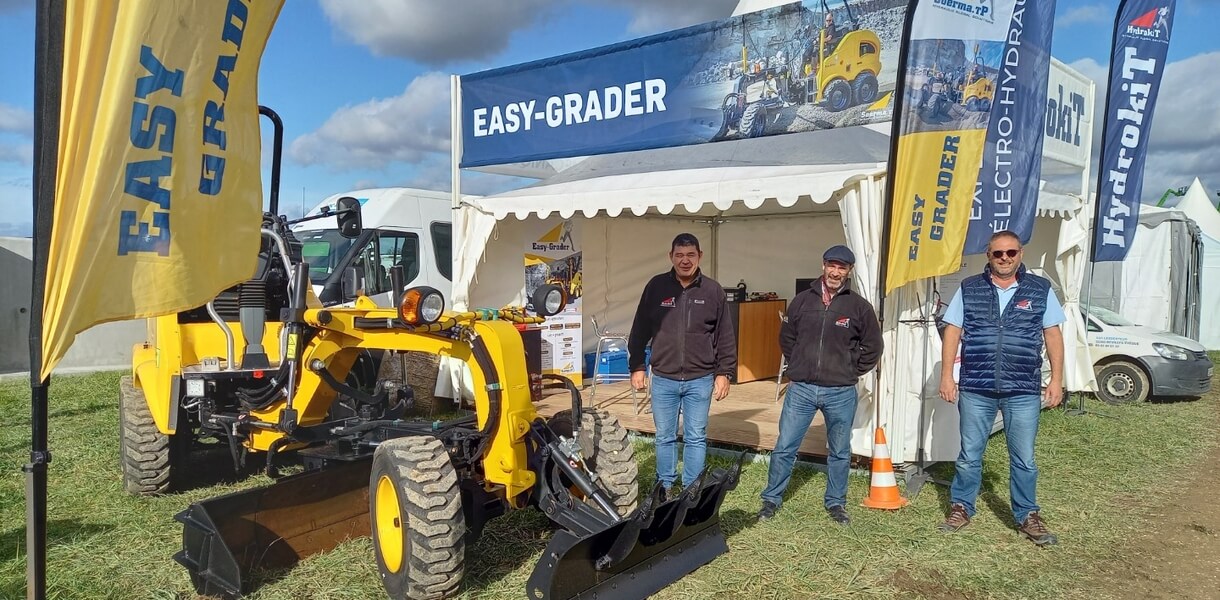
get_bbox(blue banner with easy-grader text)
[460,1,911,168]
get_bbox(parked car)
[1084,305,1213,404]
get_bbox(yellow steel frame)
[133,302,543,504]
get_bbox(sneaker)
[663,484,683,503]
[1018,511,1059,546]
[757,501,779,522]
[827,505,851,525]
[938,503,971,533]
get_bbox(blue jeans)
[949,389,1042,524]
[761,382,858,509]
[651,374,714,488]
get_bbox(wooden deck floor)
[535,379,831,459]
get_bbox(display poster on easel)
[525,219,583,386]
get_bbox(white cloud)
[1054,53,1220,202]
[318,0,739,65]
[319,0,558,65]
[1056,4,1108,28]
[0,103,34,136]
[614,0,739,35]
[0,142,33,166]
[288,72,451,170]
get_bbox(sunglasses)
[990,249,1020,259]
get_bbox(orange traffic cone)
[861,427,908,510]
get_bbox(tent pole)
[28,1,65,597]
[874,0,918,474]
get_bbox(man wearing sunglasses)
[936,230,1066,546]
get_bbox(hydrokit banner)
[1092,0,1175,262]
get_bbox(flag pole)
[28,1,65,597]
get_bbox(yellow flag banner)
[40,0,284,379]
[886,129,986,293]
[884,0,1035,293]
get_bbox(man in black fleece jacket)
[758,245,882,525]
[628,233,737,496]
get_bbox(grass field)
[2,369,1218,599]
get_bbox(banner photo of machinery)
[524,220,584,384]
[460,0,910,168]
[961,1,1057,255]
[885,0,1054,292]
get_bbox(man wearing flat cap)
[758,244,883,525]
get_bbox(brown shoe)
[938,503,971,532]
[1018,511,1059,546]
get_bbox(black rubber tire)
[370,436,465,600]
[548,409,639,516]
[119,375,186,496]
[1095,360,1151,405]
[824,79,852,112]
[979,98,992,112]
[851,72,879,105]
[714,92,741,140]
[965,96,979,111]
[739,102,766,138]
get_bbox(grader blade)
[527,452,746,600]
[174,460,372,597]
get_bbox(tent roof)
[470,126,891,220]
[1172,178,1220,240]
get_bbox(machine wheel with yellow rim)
[370,435,465,599]
[546,409,639,516]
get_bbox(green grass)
[2,370,1218,599]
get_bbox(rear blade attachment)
[173,459,372,598]
[528,449,747,600]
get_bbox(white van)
[1084,305,1213,404]
[292,188,453,307]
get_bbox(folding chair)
[589,315,648,414]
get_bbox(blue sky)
[1,0,1217,236]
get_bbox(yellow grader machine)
[120,116,742,599]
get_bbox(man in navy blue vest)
[937,231,1065,546]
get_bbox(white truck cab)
[291,188,453,307]
[1084,305,1213,404]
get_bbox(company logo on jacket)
[660,297,676,307]
[835,317,850,328]
[1014,299,1032,311]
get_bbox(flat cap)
[823,245,856,265]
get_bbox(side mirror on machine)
[530,284,567,318]
[341,266,361,299]
[335,196,363,239]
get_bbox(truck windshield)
[296,229,359,285]
[1085,305,1137,327]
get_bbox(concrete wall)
[1,237,144,375]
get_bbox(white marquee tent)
[451,116,1099,463]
